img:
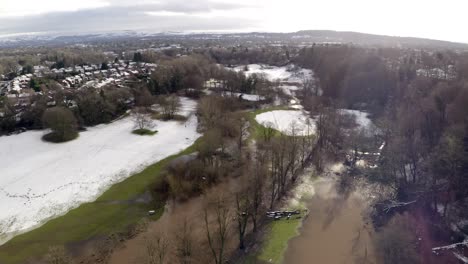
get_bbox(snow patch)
[225,92,265,102]
[255,110,315,136]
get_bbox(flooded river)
[284,177,376,264]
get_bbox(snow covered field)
[233,64,313,83]
[0,98,200,243]
[255,110,316,136]
[255,108,373,137]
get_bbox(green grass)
[132,128,158,136]
[0,138,202,264]
[257,213,305,264]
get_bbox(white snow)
[95,78,115,88]
[0,98,200,243]
[255,110,316,136]
[177,97,198,116]
[233,64,313,83]
[290,104,303,110]
[237,93,265,102]
[225,92,265,102]
[340,109,373,130]
[280,85,301,96]
[234,64,292,81]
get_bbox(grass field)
[257,212,305,264]
[0,139,202,264]
[241,213,305,264]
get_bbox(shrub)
[132,128,158,136]
[42,107,78,143]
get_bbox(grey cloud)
[148,0,253,13]
[0,1,258,35]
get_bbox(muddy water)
[284,178,375,264]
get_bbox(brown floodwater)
[283,178,376,264]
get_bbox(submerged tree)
[175,219,194,264]
[145,232,169,264]
[45,246,71,264]
[204,196,231,264]
[374,214,418,264]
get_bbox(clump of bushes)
[132,128,158,136]
[42,107,78,143]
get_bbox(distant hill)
[290,30,468,50]
[1,29,467,50]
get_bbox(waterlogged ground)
[284,177,376,264]
[107,178,244,264]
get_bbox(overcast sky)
[0,0,467,43]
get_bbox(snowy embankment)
[0,98,200,244]
[255,110,316,136]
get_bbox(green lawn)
[257,213,304,264]
[0,138,202,264]
[241,213,305,264]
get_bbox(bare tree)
[261,121,276,142]
[198,96,225,130]
[133,107,154,130]
[204,196,231,264]
[299,118,316,167]
[374,214,418,264]
[145,233,169,264]
[235,192,250,250]
[249,152,266,232]
[301,74,318,97]
[45,246,71,264]
[175,219,193,264]
[233,114,250,160]
[158,95,181,120]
